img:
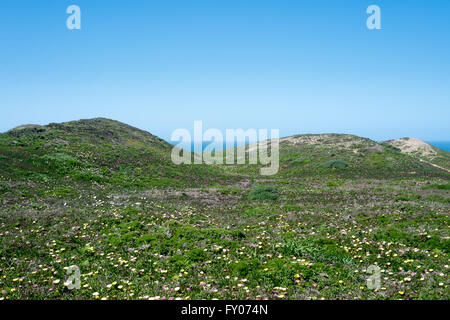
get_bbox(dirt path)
[419,159,450,174]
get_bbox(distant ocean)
[427,141,450,152]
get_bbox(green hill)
[384,137,450,172]
[277,134,449,179]
[0,118,232,204]
[227,133,449,180]
[0,119,448,301]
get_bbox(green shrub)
[41,153,79,165]
[394,195,410,202]
[425,194,450,204]
[168,255,190,270]
[291,158,310,165]
[326,180,343,187]
[0,184,9,193]
[282,204,301,212]
[248,185,279,201]
[231,259,260,276]
[187,248,208,262]
[282,238,353,265]
[71,169,108,183]
[422,183,450,190]
[40,153,82,173]
[214,185,242,195]
[323,159,348,169]
[137,234,158,245]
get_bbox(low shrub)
[247,185,279,201]
[323,159,348,169]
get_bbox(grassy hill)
[227,133,449,180]
[0,118,234,204]
[0,119,448,300]
[278,134,449,178]
[384,137,450,172]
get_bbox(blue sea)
[427,141,450,152]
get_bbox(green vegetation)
[0,119,448,300]
[248,185,279,201]
[422,183,450,191]
[323,160,349,169]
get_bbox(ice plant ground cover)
[0,118,448,300]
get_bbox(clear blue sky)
[1,0,449,141]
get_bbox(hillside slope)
[0,118,232,205]
[384,137,450,172]
[228,133,449,179]
[278,134,449,179]
[0,119,448,300]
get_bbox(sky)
[0,0,449,142]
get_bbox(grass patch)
[248,185,279,201]
[323,160,349,169]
